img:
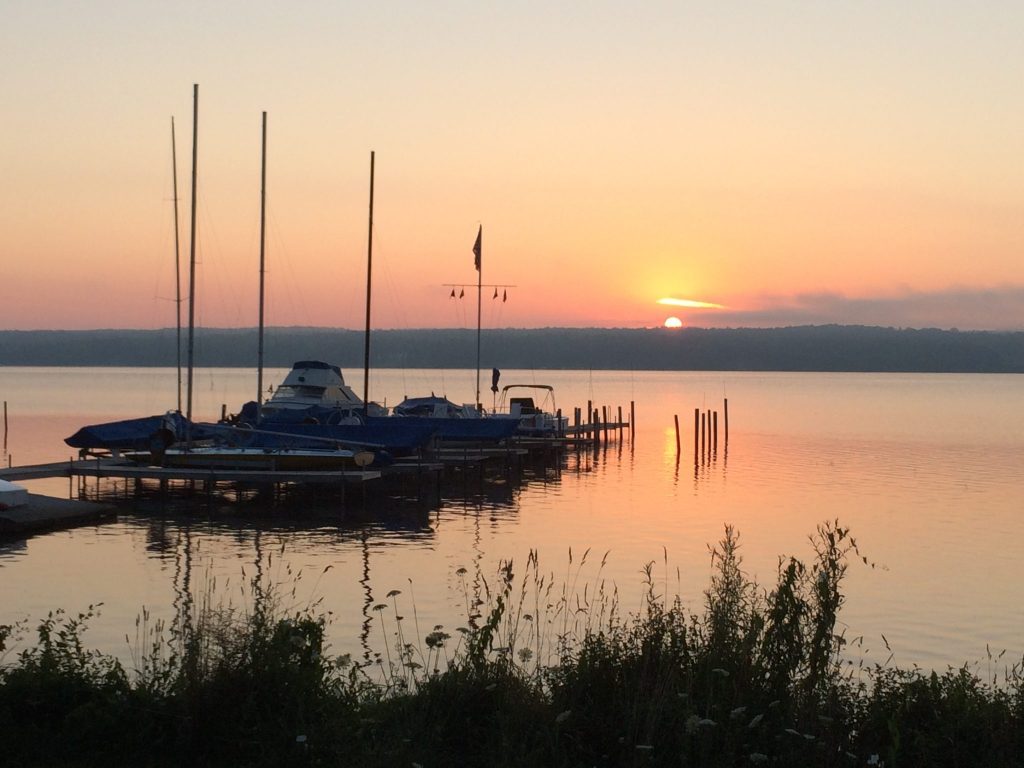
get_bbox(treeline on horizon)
[2,325,1024,372]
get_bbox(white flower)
[685,714,701,735]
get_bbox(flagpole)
[474,225,482,410]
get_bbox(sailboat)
[67,88,207,457]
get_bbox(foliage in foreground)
[1,521,1023,767]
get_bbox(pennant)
[502,289,507,302]
[473,225,482,271]
[450,288,456,298]
[491,367,500,393]
[493,287,498,299]
[459,288,465,299]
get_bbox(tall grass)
[2,521,1022,766]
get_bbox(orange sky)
[2,2,1022,331]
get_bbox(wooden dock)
[0,458,381,486]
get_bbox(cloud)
[702,286,1024,331]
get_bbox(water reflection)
[2,369,1023,671]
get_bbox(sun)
[663,316,683,328]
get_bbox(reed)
[1,522,1022,767]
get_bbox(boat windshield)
[272,385,326,400]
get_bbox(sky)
[1,1,1022,331]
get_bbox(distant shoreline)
[2,325,1023,373]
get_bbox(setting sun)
[664,316,683,328]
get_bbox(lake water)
[1,366,1022,672]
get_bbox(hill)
[2,326,1023,372]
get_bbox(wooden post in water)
[724,398,729,444]
[674,414,680,454]
[630,400,635,439]
[713,411,718,454]
[693,408,699,462]
[707,410,713,459]
[602,405,609,446]
[617,405,623,441]
[220,403,227,421]
[3,400,7,448]
[700,411,706,461]
[593,408,600,448]
[556,408,563,438]
[589,408,595,447]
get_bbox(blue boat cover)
[65,412,213,450]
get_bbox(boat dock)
[0,399,635,534]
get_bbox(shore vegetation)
[1,521,1021,766]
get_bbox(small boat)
[391,395,481,419]
[384,395,519,444]
[241,360,386,425]
[149,445,375,472]
[495,384,567,437]
[65,412,215,455]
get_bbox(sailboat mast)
[257,111,267,405]
[185,83,199,430]
[362,151,375,416]
[171,116,182,413]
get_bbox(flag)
[491,367,500,393]
[473,225,482,271]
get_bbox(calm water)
[1,366,1022,671]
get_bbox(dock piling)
[674,414,680,454]
[693,408,699,463]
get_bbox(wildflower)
[517,648,534,663]
[867,756,882,766]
